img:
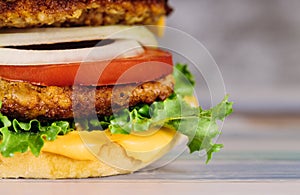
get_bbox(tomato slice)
[0,48,173,86]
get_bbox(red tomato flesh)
[0,48,173,86]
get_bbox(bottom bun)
[0,151,130,179]
[0,126,185,179]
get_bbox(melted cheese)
[42,128,176,162]
[156,16,166,37]
[42,131,98,161]
[105,128,175,152]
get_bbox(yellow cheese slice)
[148,16,166,37]
[42,131,98,161]
[156,16,166,37]
[42,128,176,163]
[105,127,175,152]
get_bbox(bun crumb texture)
[0,152,130,179]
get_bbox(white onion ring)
[0,26,157,47]
[0,39,144,65]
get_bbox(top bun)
[0,0,172,28]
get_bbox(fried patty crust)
[0,75,174,121]
[0,0,172,28]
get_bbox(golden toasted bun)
[0,0,171,28]
[0,151,130,179]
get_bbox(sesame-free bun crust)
[0,0,171,28]
[0,151,129,179]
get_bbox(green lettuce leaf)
[173,63,195,96]
[107,94,232,163]
[0,113,73,157]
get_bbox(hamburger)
[0,0,233,179]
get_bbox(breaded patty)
[0,75,174,121]
[0,0,172,28]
